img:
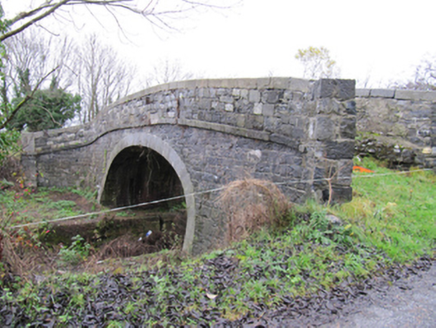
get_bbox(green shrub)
[58,235,91,266]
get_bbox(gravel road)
[321,260,436,328]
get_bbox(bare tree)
[387,54,436,91]
[295,46,340,80]
[77,34,136,123]
[2,30,136,125]
[145,57,194,87]
[1,0,239,42]
[3,29,78,97]
[406,54,436,90]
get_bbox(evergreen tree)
[8,72,81,132]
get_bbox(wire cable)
[6,168,433,230]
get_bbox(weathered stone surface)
[370,89,395,98]
[314,79,355,100]
[346,101,357,115]
[324,141,355,159]
[340,117,357,139]
[356,88,436,168]
[395,90,436,102]
[21,77,357,255]
[263,90,282,104]
[249,90,261,103]
[356,89,370,97]
[355,137,417,167]
[315,117,335,141]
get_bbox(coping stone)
[356,89,370,97]
[370,89,395,98]
[395,90,436,102]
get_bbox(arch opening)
[101,146,184,208]
[100,145,187,254]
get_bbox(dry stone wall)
[356,88,436,168]
[21,77,356,254]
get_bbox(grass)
[335,157,436,262]
[0,157,435,325]
[0,186,99,228]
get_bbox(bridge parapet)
[24,77,356,164]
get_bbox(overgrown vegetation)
[0,158,434,326]
[338,157,436,262]
[0,186,99,228]
[57,235,91,267]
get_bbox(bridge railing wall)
[22,78,356,204]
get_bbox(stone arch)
[98,132,195,253]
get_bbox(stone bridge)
[21,77,356,254]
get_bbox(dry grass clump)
[219,179,292,243]
[0,233,57,277]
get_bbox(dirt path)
[322,261,436,328]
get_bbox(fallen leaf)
[206,292,218,300]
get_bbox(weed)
[58,235,91,266]
[115,211,129,217]
[169,201,186,212]
[50,200,77,210]
[107,321,125,328]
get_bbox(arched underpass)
[99,145,188,256]
[101,146,184,209]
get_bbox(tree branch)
[1,0,69,42]
[35,104,63,127]
[0,67,58,130]
[2,0,239,42]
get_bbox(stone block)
[262,90,282,104]
[21,133,37,154]
[268,77,290,89]
[314,79,355,100]
[220,96,234,103]
[263,104,275,117]
[245,114,264,130]
[270,134,299,150]
[264,116,279,132]
[356,89,370,97]
[240,89,249,99]
[370,89,394,98]
[288,78,311,92]
[340,117,356,139]
[224,104,234,112]
[253,103,263,115]
[323,140,355,159]
[235,114,245,127]
[232,89,241,97]
[198,99,211,110]
[395,90,436,102]
[345,101,357,115]
[249,90,261,103]
[315,117,335,141]
[198,88,210,98]
[234,99,252,114]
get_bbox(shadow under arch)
[98,132,195,253]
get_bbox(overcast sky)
[4,0,436,89]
